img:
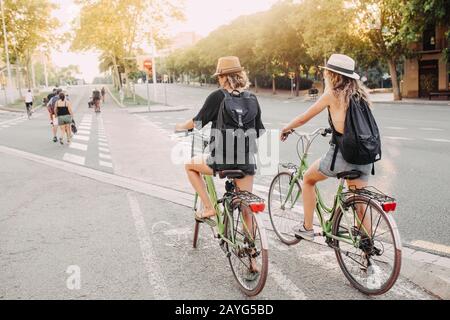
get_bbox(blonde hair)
[324,70,372,108]
[220,70,250,91]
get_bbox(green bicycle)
[183,129,269,296]
[268,127,402,295]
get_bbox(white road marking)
[269,262,308,300]
[411,240,450,255]
[420,128,443,131]
[424,138,450,143]
[69,143,88,151]
[99,142,108,147]
[99,160,113,168]
[99,153,112,160]
[1,125,10,128]
[386,127,408,130]
[77,130,90,135]
[126,193,170,299]
[384,136,414,141]
[99,147,110,153]
[63,153,85,165]
[73,135,90,142]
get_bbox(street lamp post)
[1,0,13,103]
[150,30,157,103]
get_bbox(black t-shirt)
[193,89,265,136]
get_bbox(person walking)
[101,87,106,103]
[54,91,74,145]
[47,88,62,143]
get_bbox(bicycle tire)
[268,172,302,245]
[224,200,268,297]
[332,195,402,295]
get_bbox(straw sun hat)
[319,54,360,80]
[213,56,244,77]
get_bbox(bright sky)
[51,0,278,83]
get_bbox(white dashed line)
[99,142,108,147]
[127,193,170,299]
[69,143,88,151]
[99,153,112,160]
[73,135,90,142]
[420,128,443,131]
[99,160,113,168]
[424,138,450,143]
[269,262,308,300]
[77,130,90,135]
[386,127,408,130]
[384,136,414,141]
[63,153,86,165]
[99,147,110,153]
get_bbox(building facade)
[403,25,449,98]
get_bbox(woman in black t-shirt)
[175,56,265,222]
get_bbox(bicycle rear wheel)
[225,200,268,297]
[268,172,302,245]
[332,196,402,295]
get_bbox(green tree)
[72,0,183,92]
[0,0,56,91]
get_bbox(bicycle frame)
[282,129,367,247]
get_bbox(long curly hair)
[220,70,250,91]
[324,70,372,108]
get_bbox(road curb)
[0,144,448,299]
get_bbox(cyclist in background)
[24,89,33,118]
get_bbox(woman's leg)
[346,179,371,236]
[185,155,215,218]
[302,159,328,230]
[235,175,260,272]
[235,175,254,233]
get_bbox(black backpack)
[330,95,381,174]
[212,89,259,164]
[93,90,101,99]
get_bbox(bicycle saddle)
[336,170,362,180]
[218,170,246,180]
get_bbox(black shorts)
[206,155,256,177]
[25,102,33,109]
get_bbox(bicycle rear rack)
[343,186,397,212]
[232,191,266,213]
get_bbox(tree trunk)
[17,64,23,98]
[272,75,276,95]
[254,77,258,93]
[295,73,300,97]
[388,58,402,101]
[111,55,122,90]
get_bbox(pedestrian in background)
[54,91,74,145]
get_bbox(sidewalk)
[166,83,450,106]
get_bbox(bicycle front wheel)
[332,196,402,295]
[225,201,269,297]
[268,172,302,245]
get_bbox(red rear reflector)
[382,202,397,212]
[249,203,265,213]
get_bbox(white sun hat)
[319,54,360,80]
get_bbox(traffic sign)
[143,59,153,74]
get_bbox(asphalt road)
[0,85,444,299]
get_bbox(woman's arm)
[175,119,194,132]
[280,92,331,140]
[68,102,74,116]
